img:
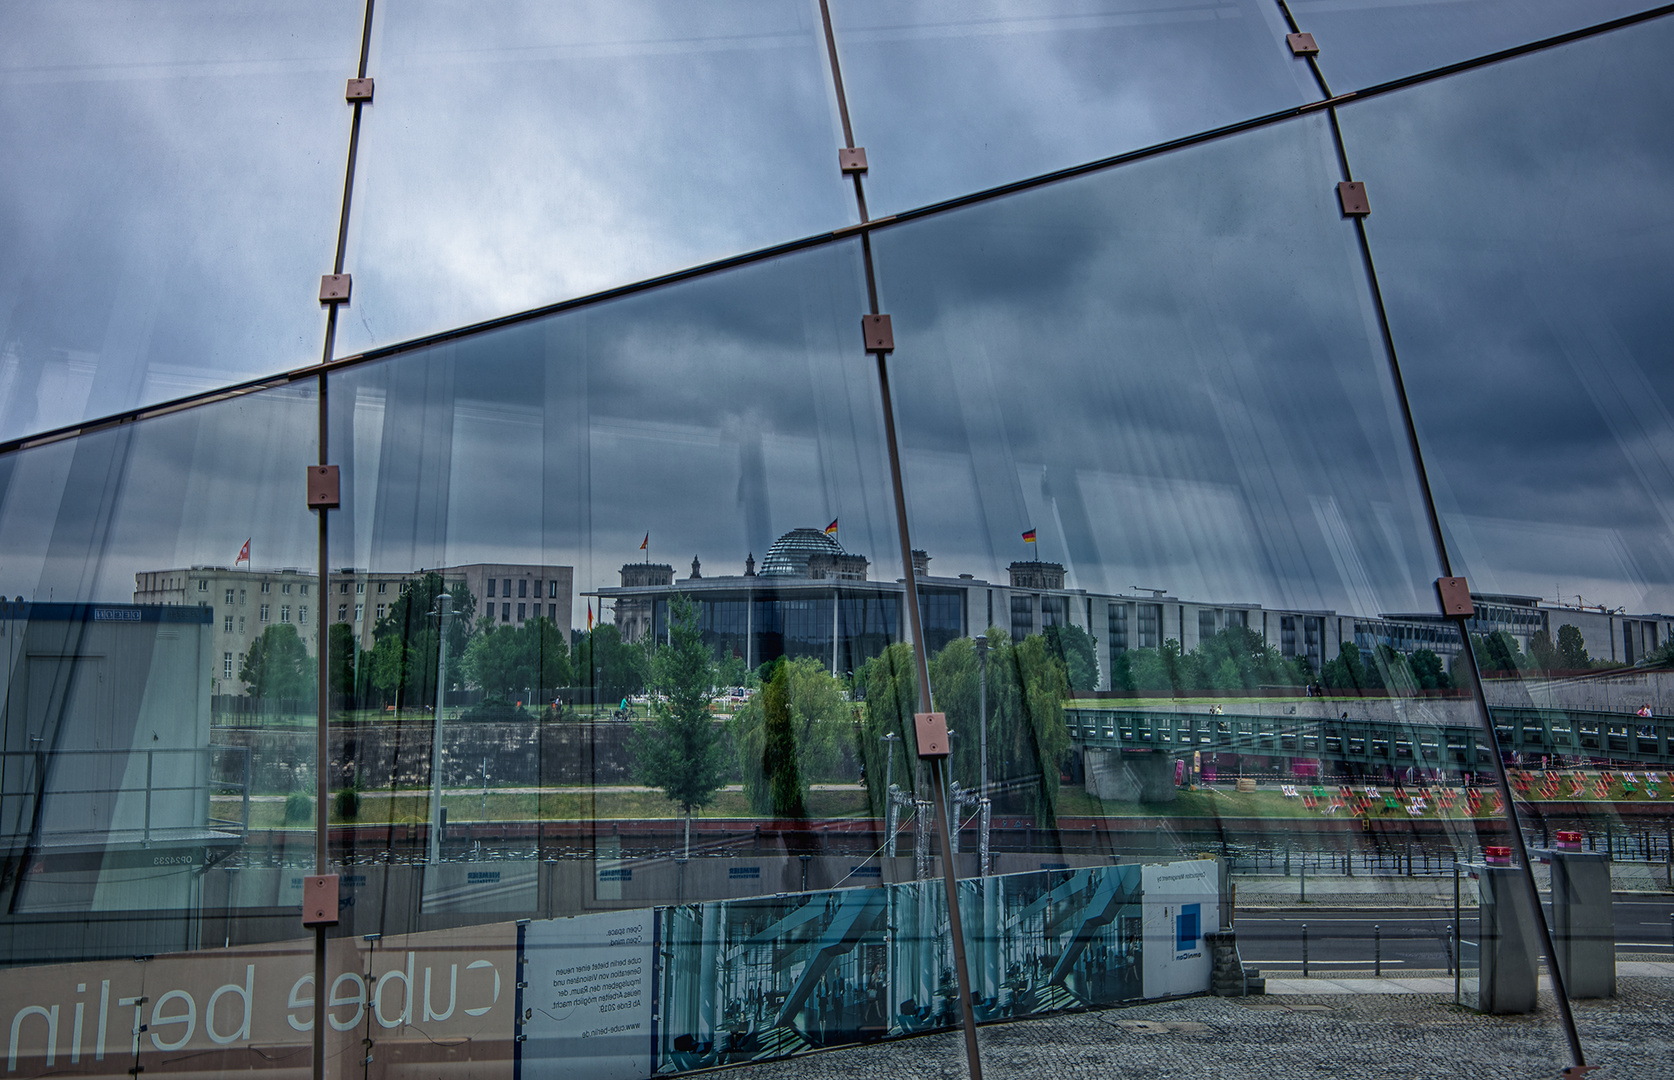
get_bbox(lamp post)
[975,634,991,876]
[882,731,899,857]
[426,592,455,866]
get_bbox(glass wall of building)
[2,2,1672,1077]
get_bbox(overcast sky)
[1,2,1671,628]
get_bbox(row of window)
[223,605,308,630]
[485,578,561,599]
[485,602,560,623]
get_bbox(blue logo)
[1176,904,1201,950]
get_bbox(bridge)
[1064,704,1674,800]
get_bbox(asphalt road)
[1233,899,1674,973]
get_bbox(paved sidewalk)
[1264,960,1674,995]
[735,977,1674,1080]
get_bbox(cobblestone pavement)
[731,978,1674,1080]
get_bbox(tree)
[855,642,921,820]
[1557,624,1592,669]
[572,623,648,704]
[1527,629,1559,671]
[368,572,477,707]
[1321,642,1381,692]
[1410,648,1451,690]
[1042,624,1100,694]
[917,630,1072,824]
[631,596,726,857]
[759,660,806,818]
[1472,630,1528,674]
[327,621,360,706]
[241,623,315,707]
[730,656,849,816]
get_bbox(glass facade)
[1,3,1671,1078]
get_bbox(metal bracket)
[303,874,340,927]
[862,313,894,353]
[1560,1067,1600,1079]
[319,273,352,304]
[1436,576,1474,618]
[307,465,341,509]
[1286,32,1319,56]
[345,77,375,103]
[839,146,869,174]
[914,712,950,758]
[1337,181,1370,217]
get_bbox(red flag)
[640,533,649,551]
[236,539,251,565]
[824,519,839,536]
[587,602,594,630]
[1021,528,1036,544]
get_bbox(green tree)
[1472,630,1528,674]
[1410,648,1451,690]
[1127,639,1195,694]
[465,618,571,702]
[1042,624,1100,694]
[1557,624,1592,669]
[369,572,477,707]
[631,596,726,856]
[855,642,921,820]
[573,623,648,704]
[1321,642,1381,692]
[1527,629,1559,670]
[1192,626,1306,692]
[920,630,1072,824]
[327,621,360,706]
[730,656,849,815]
[241,623,316,708]
[759,661,806,818]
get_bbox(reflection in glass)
[0,384,316,965]
[0,1,361,443]
[1296,0,1663,92]
[326,240,906,944]
[1342,14,1674,997]
[869,110,1538,1042]
[827,0,1312,217]
[335,0,853,358]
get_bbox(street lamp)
[974,634,992,875]
[881,731,899,857]
[426,592,455,866]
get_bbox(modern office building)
[2,3,1672,1078]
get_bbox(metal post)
[975,635,990,876]
[427,593,455,866]
[1374,923,1381,977]
[1447,925,1454,977]
[1302,923,1309,978]
[1300,862,1306,904]
[883,732,899,857]
[1454,862,1462,1004]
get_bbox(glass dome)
[758,527,846,577]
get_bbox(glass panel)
[325,239,907,934]
[1341,13,1674,1013]
[1296,0,1664,93]
[870,111,1547,1053]
[0,382,316,972]
[827,0,1314,218]
[0,1,361,443]
[334,0,854,359]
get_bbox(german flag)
[1022,528,1037,544]
[825,519,839,536]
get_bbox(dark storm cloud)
[869,111,1443,616]
[828,0,1315,217]
[332,0,855,358]
[0,1,359,444]
[1297,0,1665,93]
[0,384,318,605]
[1340,14,1674,610]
